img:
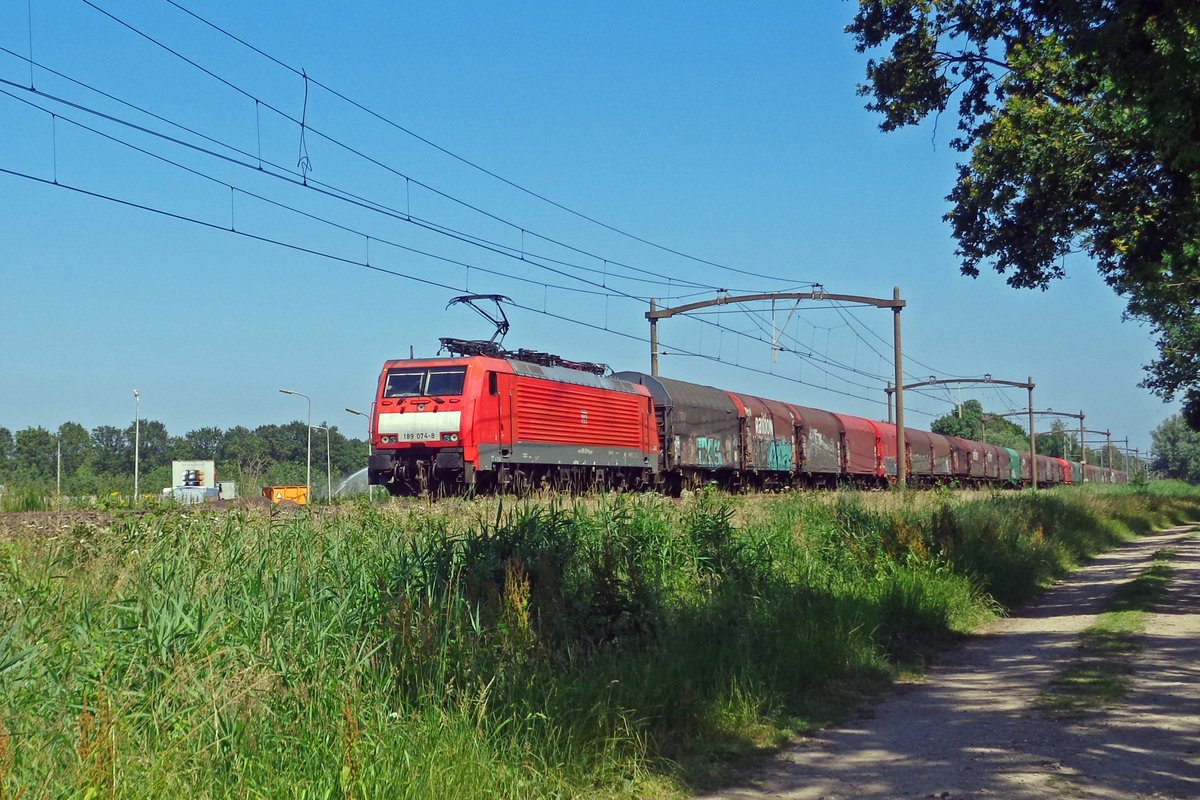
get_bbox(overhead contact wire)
[159,0,813,286]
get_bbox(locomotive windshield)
[384,367,467,398]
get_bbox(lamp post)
[346,407,374,501]
[278,389,311,504]
[312,424,333,501]
[132,388,140,501]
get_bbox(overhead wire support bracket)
[648,288,910,488]
[887,376,1040,489]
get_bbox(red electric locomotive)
[367,354,659,495]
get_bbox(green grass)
[1037,552,1176,719]
[0,485,51,513]
[0,483,1197,797]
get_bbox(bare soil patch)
[0,496,298,541]
[0,509,117,540]
[702,525,1200,800]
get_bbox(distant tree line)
[0,421,367,498]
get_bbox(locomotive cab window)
[383,367,467,398]
[426,368,467,397]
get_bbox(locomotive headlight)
[441,432,459,442]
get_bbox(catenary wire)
[0,163,940,417]
[1,77,926,404]
[0,55,725,295]
[8,12,955,418]
[157,0,815,286]
[76,0,814,293]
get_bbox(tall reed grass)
[0,483,1196,797]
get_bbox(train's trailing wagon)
[875,421,900,479]
[907,428,958,485]
[928,431,955,480]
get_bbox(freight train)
[366,351,1127,496]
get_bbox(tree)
[125,420,172,473]
[1150,414,1200,483]
[91,425,129,475]
[0,427,13,475]
[848,2,1200,422]
[256,422,309,464]
[180,427,224,460]
[931,400,1031,452]
[220,425,268,487]
[14,427,55,481]
[57,421,93,476]
[1036,420,1078,459]
[931,399,984,439]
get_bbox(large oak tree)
[848,1,1200,423]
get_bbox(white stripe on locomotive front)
[377,411,462,441]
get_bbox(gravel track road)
[702,524,1200,800]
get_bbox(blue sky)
[0,1,1169,455]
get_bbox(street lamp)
[132,389,140,501]
[346,407,374,501]
[278,388,311,504]
[312,424,333,501]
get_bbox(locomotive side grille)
[513,381,644,446]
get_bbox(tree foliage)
[931,399,1031,451]
[1150,413,1200,483]
[849,1,1200,421]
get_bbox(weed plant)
[0,483,1197,797]
[0,486,51,513]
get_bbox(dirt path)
[702,525,1200,800]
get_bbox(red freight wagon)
[370,356,658,495]
[1019,449,1034,484]
[835,414,885,483]
[905,428,935,483]
[875,421,900,480]
[991,445,1012,482]
[784,404,844,483]
[613,372,742,483]
[950,436,987,481]
[927,432,954,480]
[725,392,798,482]
[1034,454,1060,485]
[947,437,972,483]
[981,442,1007,481]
